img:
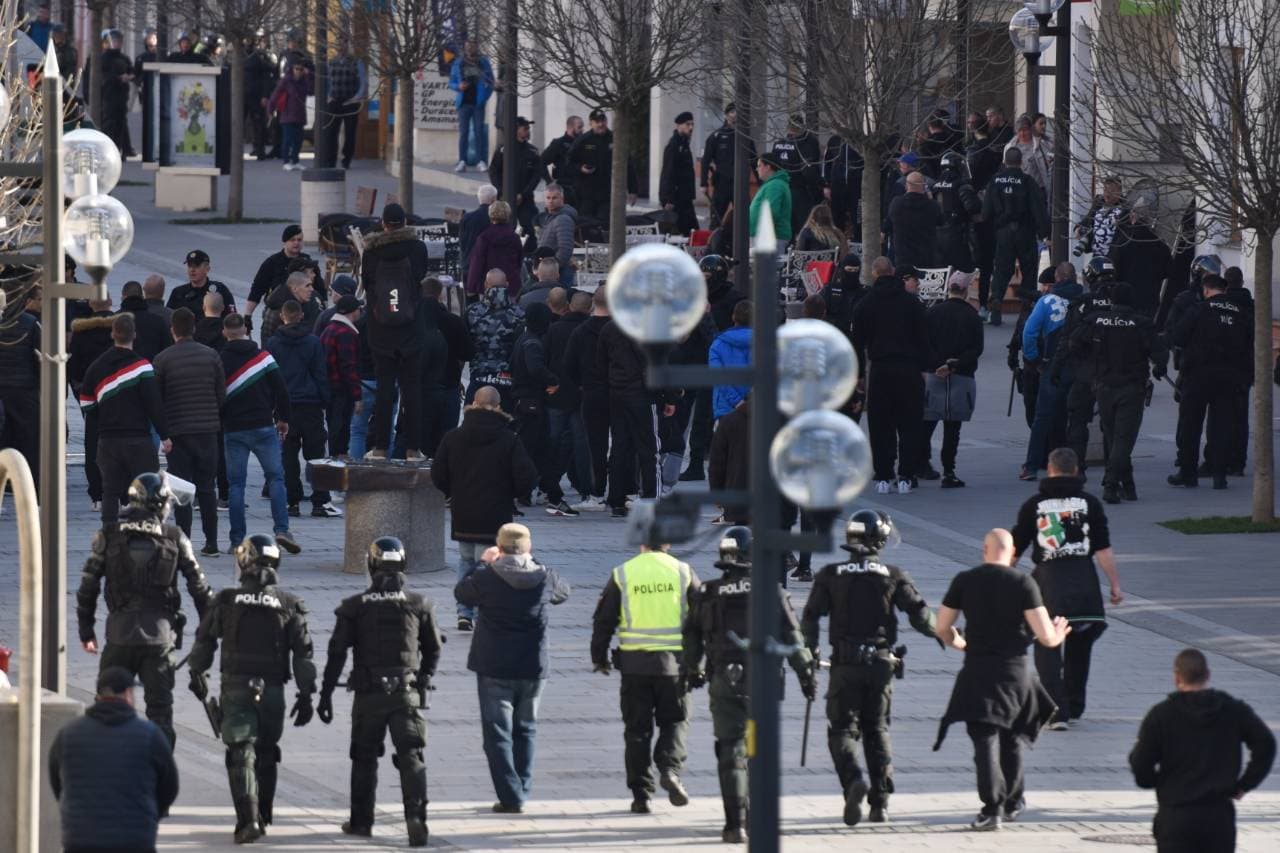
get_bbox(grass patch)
[1159,516,1280,535]
[169,216,292,225]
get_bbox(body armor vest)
[350,585,422,691]
[103,515,180,613]
[221,585,293,681]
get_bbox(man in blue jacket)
[1020,268,1083,479]
[267,300,336,518]
[448,39,495,173]
[709,300,753,419]
[49,667,179,853]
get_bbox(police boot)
[233,798,263,844]
[397,750,430,847]
[843,778,869,826]
[1167,470,1198,488]
[254,746,279,829]
[869,801,890,823]
[1102,483,1123,504]
[405,805,428,848]
[721,796,747,843]
[660,769,690,806]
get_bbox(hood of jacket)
[224,337,258,357]
[264,282,298,310]
[1161,688,1230,727]
[1038,475,1086,499]
[86,698,138,727]
[458,406,515,443]
[716,326,752,354]
[363,226,420,251]
[120,295,150,313]
[271,322,314,345]
[870,275,904,296]
[490,553,551,589]
[481,285,515,311]
[70,312,117,334]
[546,204,577,224]
[523,302,554,336]
[1051,280,1083,300]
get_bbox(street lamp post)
[1009,7,1044,116]
[1015,0,1072,262]
[0,49,133,691]
[607,212,871,850]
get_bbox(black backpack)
[372,256,417,327]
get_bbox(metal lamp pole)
[1040,2,1072,263]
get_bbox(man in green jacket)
[749,153,793,243]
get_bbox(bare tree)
[765,0,1010,277]
[1090,0,1277,522]
[169,1,297,221]
[343,0,458,216]
[514,0,709,259]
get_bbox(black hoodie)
[1011,476,1111,621]
[430,407,539,543]
[511,303,558,405]
[851,275,934,369]
[1130,688,1275,807]
[121,294,172,360]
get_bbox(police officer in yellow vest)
[591,541,700,813]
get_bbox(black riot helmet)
[1190,253,1223,289]
[700,254,730,292]
[715,526,752,570]
[1084,256,1115,286]
[127,472,172,517]
[842,509,894,555]
[368,536,407,575]
[235,533,281,580]
[940,151,965,176]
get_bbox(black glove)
[189,672,209,702]
[316,691,333,725]
[799,672,817,701]
[290,693,314,727]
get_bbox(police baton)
[800,660,830,768]
[201,695,223,738]
[1007,369,1018,418]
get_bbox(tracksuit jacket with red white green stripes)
[219,338,292,433]
[77,346,169,439]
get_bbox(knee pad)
[393,749,425,770]
[225,743,253,769]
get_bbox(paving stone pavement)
[1,155,1278,850]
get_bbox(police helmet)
[368,536,407,574]
[1084,256,1115,285]
[842,509,894,554]
[235,534,281,575]
[700,254,729,289]
[1191,254,1223,279]
[940,151,964,174]
[127,472,171,516]
[715,526,752,570]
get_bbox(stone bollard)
[300,167,347,244]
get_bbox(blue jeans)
[456,541,486,619]
[348,379,396,459]
[224,426,290,545]
[456,103,488,165]
[477,675,544,808]
[1024,371,1070,472]
[281,122,303,164]
[547,406,591,501]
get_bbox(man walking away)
[154,307,226,554]
[511,302,577,516]
[887,171,943,271]
[420,277,473,456]
[455,523,570,813]
[320,295,364,459]
[120,279,171,360]
[934,529,1069,830]
[465,270,526,410]
[49,667,179,853]
[598,311,668,516]
[545,290,594,509]
[982,148,1048,325]
[431,386,539,632]
[1129,648,1275,853]
[923,272,984,488]
[564,287,612,507]
[1019,268,1083,480]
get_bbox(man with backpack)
[360,203,430,461]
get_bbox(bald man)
[933,528,1069,831]
[887,170,943,270]
[143,275,172,326]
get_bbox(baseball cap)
[515,116,534,128]
[185,249,210,266]
[330,274,358,296]
[899,151,920,167]
[382,203,406,225]
[334,294,362,314]
[97,666,139,695]
[947,270,973,292]
[589,108,607,122]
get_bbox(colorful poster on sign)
[413,67,457,130]
[170,76,215,163]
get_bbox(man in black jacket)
[923,274,984,487]
[431,386,539,631]
[545,291,593,508]
[701,104,747,228]
[420,278,474,457]
[983,148,1048,324]
[1129,648,1275,853]
[120,280,171,360]
[887,170,944,271]
[568,109,638,228]
[246,225,307,322]
[772,115,824,238]
[244,34,277,159]
[266,300,335,518]
[823,134,864,235]
[68,297,116,507]
[660,112,698,236]
[541,115,583,205]
[154,308,226,553]
[488,116,546,236]
[362,203,430,461]
[78,314,170,524]
[1111,211,1170,318]
[167,249,237,319]
[565,288,613,507]
[933,152,982,272]
[511,303,577,515]
[851,257,934,494]
[598,314,668,517]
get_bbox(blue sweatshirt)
[1022,280,1082,363]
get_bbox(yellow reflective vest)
[613,551,693,653]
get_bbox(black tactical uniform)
[1072,282,1168,502]
[488,130,546,236]
[99,42,135,156]
[189,534,316,844]
[1168,279,1253,488]
[823,135,864,235]
[76,473,212,748]
[981,155,1049,323]
[567,126,637,228]
[772,127,824,238]
[701,117,750,228]
[318,537,442,847]
[244,43,278,158]
[1051,259,1115,478]
[541,131,580,204]
[801,510,937,826]
[682,528,814,843]
[660,128,698,236]
[933,153,981,272]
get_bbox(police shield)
[162,471,197,507]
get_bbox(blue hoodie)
[710,326,752,418]
[1022,280,1083,364]
[266,321,331,407]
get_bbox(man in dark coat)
[659,112,698,236]
[1111,211,1171,319]
[541,115,583,205]
[772,115,824,237]
[119,280,171,360]
[887,170,943,270]
[98,30,136,156]
[567,109,637,229]
[922,273,984,486]
[488,116,546,236]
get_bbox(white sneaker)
[476,160,488,172]
[282,162,293,171]
[977,307,990,322]
[311,502,343,518]
[454,160,467,172]
[875,480,891,495]
[571,496,608,512]
[363,448,387,460]
[90,500,101,511]
[897,479,912,494]
[532,489,550,506]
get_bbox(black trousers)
[216,430,229,501]
[827,659,895,807]
[515,404,564,503]
[581,391,611,498]
[924,419,963,473]
[1176,370,1237,479]
[100,642,176,748]
[1154,801,1235,853]
[0,388,40,492]
[327,394,356,458]
[348,691,428,828]
[283,403,330,508]
[246,101,268,155]
[973,219,996,307]
[966,722,1024,817]
[514,198,538,237]
[867,362,923,482]
[373,349,423,453]
[991,225,1038,307]
[420,385,462,458]
[669,201,699,236]
[687,387,714,461]
[658,392,695,487]
[98,434,158,525]
[620,674,690,798]
[320,100,360,168]
[1065,377,1096,473]
[607,394,658,508]
[578,192,610,229]
[1096,381,1145,487]
[167,432,219,546]
[1020,369,1040,429]
[1229,386,1249,471]
[1033,620,1107,720]
[710,185,734,230]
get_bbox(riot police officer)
[800,510,938,826]
[1168,273,1253,489]
[189,534,317,844]
[772,116,825,238]
[318,537,442,847]
[981,147,1048,325]
[1051,256,1116,478]
[701,104,749,228]
[76,472,212,749]
[683,527,815,843]
[1072,282,1168,502]
[933,151,981,272]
